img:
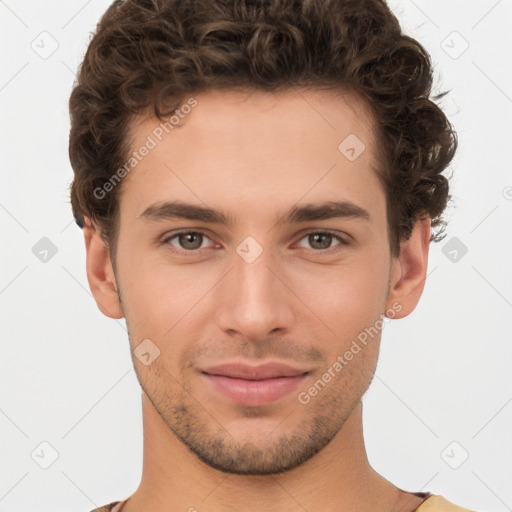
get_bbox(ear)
[83,218,124,319]
[385,215,431,319]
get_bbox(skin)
[83,88,431,512]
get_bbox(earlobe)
[385,215,431,319]
[83,219,124,319]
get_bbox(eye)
[161,229,350,256]
[296,231,348,252]
[162,230,216,253]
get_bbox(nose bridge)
[215,240,293,339]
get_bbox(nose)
[214,245,295,342]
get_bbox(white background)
[0,0,511,511]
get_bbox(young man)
[68,0,473,510]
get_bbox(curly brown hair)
[68,0,457,259]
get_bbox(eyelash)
[160,229,349,256]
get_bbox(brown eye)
[163,231,214,252]
[309,233,334,250]
[177,232,204,250]
[296,231,347,252]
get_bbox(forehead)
[132,87,378,153]
[118,87,385,226]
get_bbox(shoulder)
[417,495,480,512]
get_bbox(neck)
[120,395,421,512]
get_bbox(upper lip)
[201,362,309,380]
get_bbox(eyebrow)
[138,199,371,226]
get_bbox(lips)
[200,362,309,407]
[202,362,308,380]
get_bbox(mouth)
[200,362,309,407]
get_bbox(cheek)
[120,260,216,336]
[118,237,390,347]
[293,255,389,335]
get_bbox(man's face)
[110,88,399,474]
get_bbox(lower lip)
[202,373,308,406]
